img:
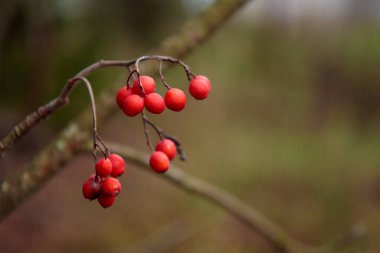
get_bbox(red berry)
[97,195,115,208]
[155,139,176,160]
[195,75,211,89]
[189,77,211,100]
[122,94,144,116]
[95,158,113,178]
[133,76,155,96]
[116,86,134,108]
[101,177,122,196]
[82,174,102,200]
[149,151,170,173]
[164,88,186,111]
[108,154,126,177]
[144,93,165,114]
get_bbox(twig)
[141,112,154,151]
[135,55,194,81]
[158,60,172,90]
[71,76,100,160]
[0,57,189,157]
[142,116,186,161]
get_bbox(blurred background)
[1,0,380,252]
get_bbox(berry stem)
[159,60,172,90]
[136,72,147,96]
[73,76,110,160]
[96,133,110,157]
[135,55,195,82]
[73,77,99,160]
[142,116,186,161]
[125,69,137,89]
[141,112,154,151]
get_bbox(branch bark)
[0,0,252,221]
[110,143,365,253]
[108,142,317,253]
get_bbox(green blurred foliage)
[1,1,380,253]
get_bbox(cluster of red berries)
[116,74,211,173]
[116,75,211,116]
[81,57,211,208]
[82,154,126,208]
[150,138,177,173]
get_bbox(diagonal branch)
[109,143,365,253]
[0,0,253,221]
[108,142,316,253]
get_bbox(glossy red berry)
[195,75,211,88]
[149,151,170,173]
[95,158,112,178]
[122,94,144,116]
[133,76,155,96]
[189,76,211,100]
[97,195,115,208]
[101,177,122,196]
[108,154,126,177]
[116,86,134,108]
[164,88,186,112]
[82,174,102,200]
[144,93,165,114]
[155,139,176,160]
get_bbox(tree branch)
[0,56,192,156]
[0,0,252,221]
[106,143,365,253]
[108,142,316,253]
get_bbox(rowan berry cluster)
[116,73,211,173]
[82,154,125,207]
[80,55,211,208]
[116,74,211,116]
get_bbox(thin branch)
[141,112,154,151]
[72,77,99,160]
[135,55,194,81]
[126,69,137,88]
[0,56,191,156]
[158,60,172,90]
[0,60,128,156]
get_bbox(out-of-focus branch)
[0,0,252,221]
[109,143,366,253]
[108,143,315,253]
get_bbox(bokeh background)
[1,0,380,252]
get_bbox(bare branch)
[0,57,191,156]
